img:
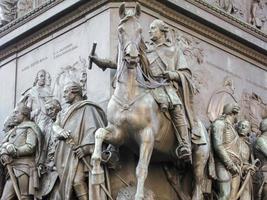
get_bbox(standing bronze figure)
[254,118,267,200]
[52,82,107,200]
[211,103,242,200]
[37,99,62,199]
[0,104,42,200]
[237,120,256,200]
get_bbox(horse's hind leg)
[135,127,154,200]
[192,144,210,200]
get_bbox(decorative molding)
[0,0,62,37]
[184,0,267,42]
[0,0,266,70]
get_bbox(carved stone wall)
[204,0,267,32]
[0,0,59,26]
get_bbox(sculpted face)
[237,121,251,136]
[149,21,164,42]
[63,86,76,104]
[37,70,46,87]
[13,107,25,124]
[45,103,59,120]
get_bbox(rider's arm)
[90,55,117,70]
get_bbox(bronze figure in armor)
[211,103,241,200]
[0,104,42,200]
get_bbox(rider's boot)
[169,106,192,163]
[175,125,192,163]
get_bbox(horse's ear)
[135,3,141,18]
[119,3,126,19]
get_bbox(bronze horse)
[91,3,210,200]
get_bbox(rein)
[111,90,150,112]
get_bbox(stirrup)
[160,103,168,112]
[175,145,191,162]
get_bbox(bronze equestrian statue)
[90,3,210,200]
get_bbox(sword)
[66,137,114,200]
[1,154,22,200]
[234,158,260,200]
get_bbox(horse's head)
[118,3,143,69]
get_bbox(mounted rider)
[89,19,197,163]
[146,19,197,162]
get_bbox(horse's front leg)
[91,127,110,184]
[91,125,125,185]
[135,127,154,200]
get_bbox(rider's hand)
[89,53,107,71]
[89,53,98,62]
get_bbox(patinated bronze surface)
[52,82,108,200]
[0,104,42,200]
[0,1,267,200]
[90,3,209,200]
[254,119,267,200]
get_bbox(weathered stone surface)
[0,60,16,140]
